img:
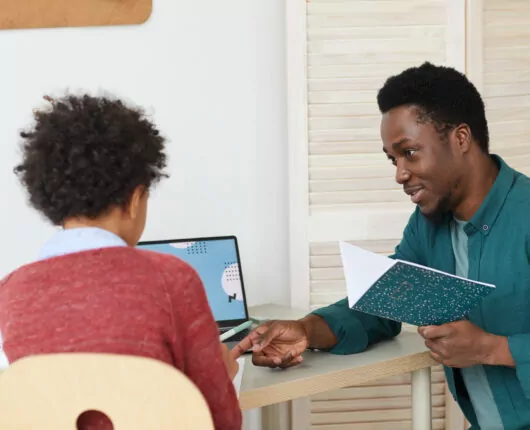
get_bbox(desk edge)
[240,350,437,410]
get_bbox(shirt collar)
[466,154,516,236]
[38,227,127,260]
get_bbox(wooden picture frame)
[0,0,152,31]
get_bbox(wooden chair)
[0,353,214,429]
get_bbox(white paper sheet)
[339,241,396,308]
[233,357,245,397]
[0,333,8,369]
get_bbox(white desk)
[240,305,437,430]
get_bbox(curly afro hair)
[377,62,489,153]
[14,94,168,225]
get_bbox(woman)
[0,94,241,430]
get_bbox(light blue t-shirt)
[451,218,503,430]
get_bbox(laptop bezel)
[137,235,250,330]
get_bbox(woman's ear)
[126,186,146,220]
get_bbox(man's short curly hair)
[377,62,489,153]
[14,94,168,225]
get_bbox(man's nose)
[395,161,410,185]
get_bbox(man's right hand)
[233,320,310,369]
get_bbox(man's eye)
[405,149,417,158]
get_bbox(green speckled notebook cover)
[339,241,495,327]
[353,261,494,326]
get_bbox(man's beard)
[421,193,453,225]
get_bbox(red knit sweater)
[0,247,242,430]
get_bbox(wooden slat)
[310,166,395,181]
[307,1,445,28]
[309,115,380,131]
[311,418,445,430]
[308,26,445,42]
[309,38,445,56]
[310,189,408,206]
[310,177,398,193]
[312,395,445,413]
[312,381,445,401]
[311,406,445,424]
[311,239,398,256]
[308,63,431,79]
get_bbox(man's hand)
[220,343,239,380]
[233,320,309,369]
[418,320,514,368]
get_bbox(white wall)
[0,0,289,310]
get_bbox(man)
[235,62,530,429]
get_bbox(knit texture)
[0,247,242,430]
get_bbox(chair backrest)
[0,353,214,430]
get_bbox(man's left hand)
[418,320,508,368]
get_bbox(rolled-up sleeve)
[508,334,530,400]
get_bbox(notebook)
[339,241,495,326]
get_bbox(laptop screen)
[137,236,248,325]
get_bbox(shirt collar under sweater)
[38,227,127,261]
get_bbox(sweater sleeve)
[165,263,242,430]
[311,208,424,355]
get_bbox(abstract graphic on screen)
[138,239,245,322]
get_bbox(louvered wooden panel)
[307,0,449,213]
[310,366,446,429]
[483,0,530,176]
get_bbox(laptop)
[137,236,252,349]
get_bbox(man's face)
[381,105,464,219]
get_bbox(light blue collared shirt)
[451,218,504,430]
[38,227,127,260]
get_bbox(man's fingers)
[279,355,304,369]
[254,322,285,351]
[429,351,444,365]
[252,322,273,336]
[425,339,447,360]
[281,347,304,364]
[288,343,307,358]
[252,352,282,368]
[251,351,304,369]
[419,324,452,340]
[232,322,272,357]
[279,350,304,369]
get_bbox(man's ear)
[126,186,145,220]
[453,124,472,154]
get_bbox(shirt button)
[483,225,489,231]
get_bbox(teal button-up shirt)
[313,155,530,429]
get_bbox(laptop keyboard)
[220,328,251,342]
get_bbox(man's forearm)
[300,314,338,350]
